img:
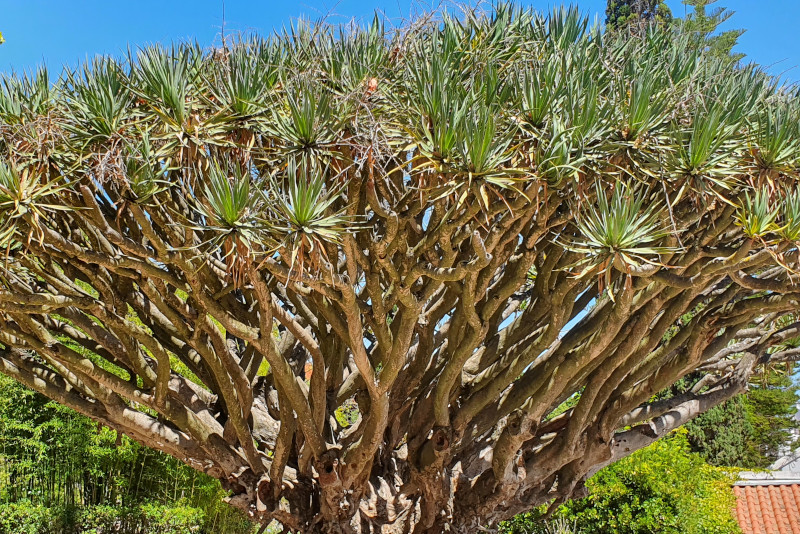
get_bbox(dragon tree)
[1,5,799,533]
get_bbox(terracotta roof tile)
[787,485,800,532]
[735,483,800,534]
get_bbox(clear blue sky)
[0,1,798,82]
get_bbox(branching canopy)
[1,5,799,533]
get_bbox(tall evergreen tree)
[684,376,799,469]
[682,0,745,61]
[606,0,672,30]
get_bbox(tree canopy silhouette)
[1,4,799,533]
[605,0,672,30]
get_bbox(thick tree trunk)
[239,475,489,534]
[219,446,569,534]
[221,373,752,534]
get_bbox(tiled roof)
[734,483,800,534]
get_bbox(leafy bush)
[0,501,54,534]
[0,501,246,534]
[0,375,255,533]
[542,518,584,534]
[75,503,204,534]
[502,432,740,534]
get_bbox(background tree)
[0,375,255,533]
[1,5,800,533]
[683,394,754,468]
[605,0,672,30]
[685,369,799,468]
[681,0,745,61]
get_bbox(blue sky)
[0,1,798,82]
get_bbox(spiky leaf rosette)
[0,5,799,533]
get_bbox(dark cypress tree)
[606,0,673,30]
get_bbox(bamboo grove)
[0,4,800,533]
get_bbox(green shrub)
[543,518,584,534]
[75,503,205,534]
[502,432,741,534]
[0,501,244,534]
[0,375,256,534]
[0,501,54,534]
